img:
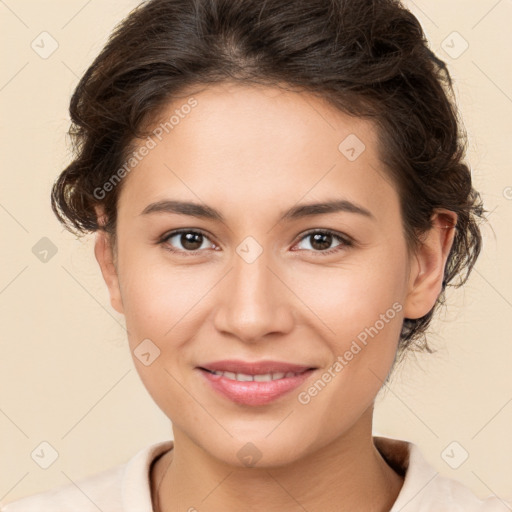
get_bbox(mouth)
[199,359,315,375]
[197,360,317,406]
[200,367,311,382]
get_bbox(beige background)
[1,0,511,505]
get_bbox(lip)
[197,359,317,406]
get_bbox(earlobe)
[403,210,457,319]
[94,230,124,315]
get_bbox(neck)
[153,408,404,512]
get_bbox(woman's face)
[95,82,452,467]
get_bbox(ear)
[403,209,457,319]
[93,207,124,315]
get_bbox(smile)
[203,369,307,381]
[197,360,317,406]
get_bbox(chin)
[196,427,314,469]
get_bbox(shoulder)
[374,436,511,512]
[427,474,511,512]
[0,440,174,512]
[0,464,124,512]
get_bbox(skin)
[94,81,456,511]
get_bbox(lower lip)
[198,368,315,406]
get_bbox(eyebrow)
[140,198,375,222]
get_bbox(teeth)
[254,374,272,382]
[209,370,302,381]
[236,373,254,382]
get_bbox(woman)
[2,0,509,510]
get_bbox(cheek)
[115,252,201,417]
[118,249,201,341]
[292,261,405,435]
[287,250,407,340]
[283,248,408,405]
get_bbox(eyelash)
[158,228,354,257]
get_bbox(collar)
[120,436,475,512]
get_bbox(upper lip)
[199,360,316,375]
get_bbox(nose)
[212,249,295,343]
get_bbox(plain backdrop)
[1,0,511,505]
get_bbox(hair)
[51,0,485,365]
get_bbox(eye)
[158,228,353,257]
[160,229,217,254]
[292,229,353,255]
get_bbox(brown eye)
[294,229,352,255]
[309,232,334,251]
[161,230,215,253]
[179,232,204,250]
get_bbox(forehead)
[118,82,398,220]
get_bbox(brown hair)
[51,0,485,364]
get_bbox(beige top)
[1,436,510,511]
